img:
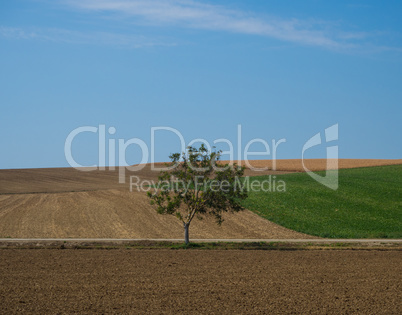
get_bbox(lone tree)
[148,145,248,244]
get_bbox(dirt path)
[1,238,402,243]
[0,249,400,314]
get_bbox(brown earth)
[0,159,400,239]
[0,249,401,314]
[1,159,400,195]
[227,158,402,172]
[0,189,311,239]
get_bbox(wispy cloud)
[3,1,398,52]
[0,26,175,48]
[62,0,367,50]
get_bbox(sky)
[1,0,401,169]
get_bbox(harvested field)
[232,158,402,172]
[1,159,400,195]
[0,163,292,195]
[0,249,401,314]
[0,159,400,239]
[0,189,311,239]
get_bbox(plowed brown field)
[227,158,402,172]
[0,189,310,239]
[0,159,400,239]
[0,249,401,314]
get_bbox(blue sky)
[1,0,401,169]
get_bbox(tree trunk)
[184,223,190,245]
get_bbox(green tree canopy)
[148,145,248,244]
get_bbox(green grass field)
[242,165,402,238]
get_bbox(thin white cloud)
[3,1,398,52]
[0,26,175,48]
[0,26,38,40]
[63,0,362,50]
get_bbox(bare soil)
[0,189,312,239]
[1,159,400,194]
[0,159,400,239]
[230,158,402,172]
[0,249,400,314]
